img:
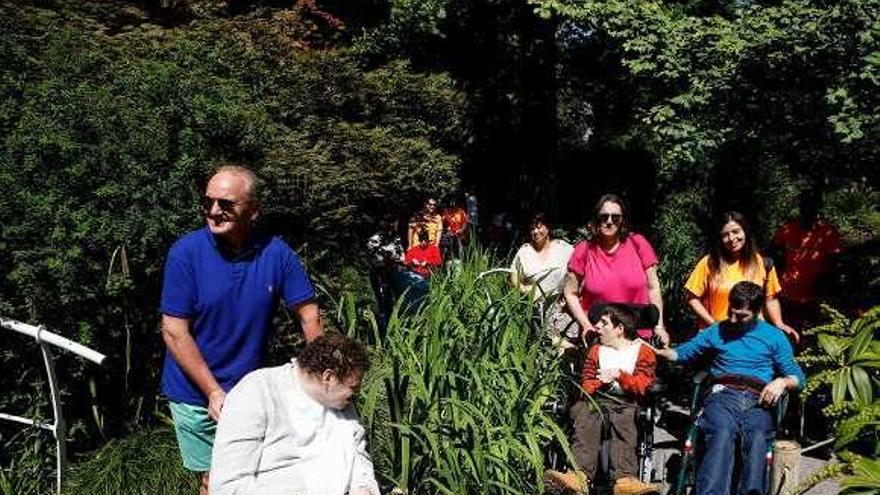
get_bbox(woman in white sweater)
[510,212,576,349]
[210,334,380,495]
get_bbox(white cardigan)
[210,361,381,495]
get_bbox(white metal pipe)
[0,412,53,431]
[0,318,106,365]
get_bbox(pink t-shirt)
[567,233,658,337]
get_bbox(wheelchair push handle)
[585,302,670,349]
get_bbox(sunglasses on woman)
[597,213,623,224]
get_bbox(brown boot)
[544,469,588,494]
[613,475,659,495]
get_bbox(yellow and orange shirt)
[684,254,782,324]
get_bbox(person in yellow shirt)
[408,197,443,248]
[684,211,799,343]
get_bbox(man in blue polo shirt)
[656,281,805,495]
[161,165,323,495]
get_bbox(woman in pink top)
[563,194,669,345]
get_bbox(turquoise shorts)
[169,401,216,472]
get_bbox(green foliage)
[355,0,449,61]
[838,452,880,495]
[835,401,880,449]
[0,426,56,495]
[824,182,880,244]
[63,427,198,495]
[799,305,880,410]
[333,246,570,494]
[795,304,880,494]
[0,1,466,484]
[537,0,880,181]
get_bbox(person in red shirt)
[404,229,442,278]
[773,189,842,329]
[544,304,658,495]
[441,201,469,242]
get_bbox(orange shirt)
[685,255,782,323]
[442,207,469,239]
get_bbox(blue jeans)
[696,387,774,495]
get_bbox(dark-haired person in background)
[656,282,806,495]
[210,333,379,495]
[772,189,842,331]
[160,165,323,495]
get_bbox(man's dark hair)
[298,333,369,381]
[417,229,429,243]
[602,304,638,340]
[728,281,764,313]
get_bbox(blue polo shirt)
[675,320,806,388]
[160,227,315,406]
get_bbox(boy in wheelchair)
[545,303,660,495]
[655,281,806,495]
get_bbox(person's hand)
[778,323,800,345]
[597,368,620,384]
[579,318,594,335]
[654,347,677,361]
[654,325,670,347]
[207,389,227,421]
[579,319,595,347]
[759,378,788,407]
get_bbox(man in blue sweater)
[656,281,806,495]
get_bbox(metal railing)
[0,317,106,495]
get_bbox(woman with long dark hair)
[684,211,799,342]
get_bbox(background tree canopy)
[0,0,878,493]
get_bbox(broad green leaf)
[850,366,875,405]
[819,334,850,359]
[833,369,849,404]
[847,326,875,363]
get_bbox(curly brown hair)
[297,333,369,380]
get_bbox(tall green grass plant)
[63,427,198,495]
[340,245,572,494]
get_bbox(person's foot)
[613,476,659,495]
[544,469,588,493]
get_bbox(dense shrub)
[0,3,466,485]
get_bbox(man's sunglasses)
[202,196,246,213]
[597,213,623,224]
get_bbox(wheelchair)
[670,371,790,495]
[544,302,665,494]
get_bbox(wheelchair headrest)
[587,302,660,329]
